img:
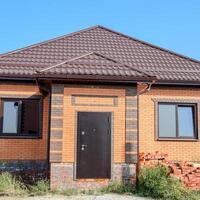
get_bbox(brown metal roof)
[0,25,200,83]
[36,52,153,80]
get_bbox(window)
[158,103,197,139]
[0,98,42,138]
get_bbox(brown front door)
[77,112,111,179]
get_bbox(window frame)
[157,102,198,140]
[0,97,43,139]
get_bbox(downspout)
[46,86,52,179]
[35,77,51,179]
[136,80,156,182]
[137,81,155,95]
[35,77,50,93]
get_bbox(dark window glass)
[158,103,197,139]
[1,98,41,137]
[21,99,40,135]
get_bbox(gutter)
[2,74,200,86]
[35,76,156,85]
[0,76,35,81]
[46,86,52,179]
[154,81,200,86]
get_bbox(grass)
[0,170,199,199]
[29,180,49,196]
[0,172,133,197]
[0,172,50,197]
[0,172,27,196]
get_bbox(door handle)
[81,144,87,151]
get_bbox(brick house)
[0,25,199,189]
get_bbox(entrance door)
[77,112,111,179]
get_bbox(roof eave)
[1,74,200,86]
[34,73,156,83]
[0,75,35,81]
[155,79,200,86]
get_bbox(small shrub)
[0,172,27,196]
[137,165,169,198]
[137,165,200,200]
[101,182,134,194]
[30,180,49,196]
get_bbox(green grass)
[29,179,49,196]
[0,172,27,196]
[0,172,50,197]
[0,170,199,199]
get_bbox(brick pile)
[139,151,200,190]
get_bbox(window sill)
[0,135,42,139]
[156,138,198,142]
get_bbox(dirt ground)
[0,194,152,200]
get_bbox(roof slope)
[36,52,152,80]
[0,25,200,82]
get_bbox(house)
[0,25,200,189]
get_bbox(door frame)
[73,111,114,180]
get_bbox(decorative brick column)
[50,84,64,163]
[125,88,138,164]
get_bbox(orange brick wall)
[138,85,200,162]
[0,83,49,160]
[62,87,126,163]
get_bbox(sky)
[0,0,200,60]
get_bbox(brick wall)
[63,86,126,163]
[0,83,49,160]
[138,85,200,162]
[50,84,138,189]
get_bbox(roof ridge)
[0,25,100,58]
[36,52,94,73]
[97,25,200,65]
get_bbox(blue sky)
[0,0,200,60]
